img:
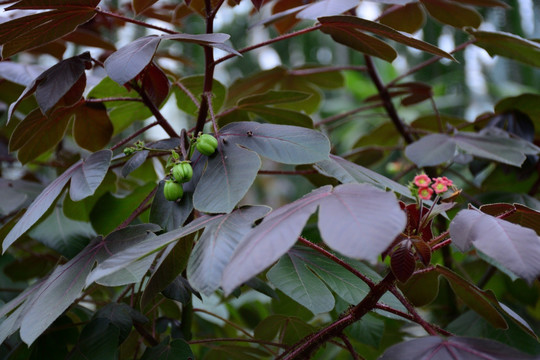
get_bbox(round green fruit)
[163,180,183,201]
[196,134,218,156]
[172,162,193,183]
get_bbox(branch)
[315,102,384,127]
[213,25,322,66]
[278,273,395,359]
[364,55,414,144]
[193,0,220,136]
[131,83,179,138]
[110,121,159,151]
[297,237,375,289]
[388,286,438,335]
[96,9,178,34]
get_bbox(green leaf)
[241,105,314,127]
[69,150,112,202]
[174,75,226,116]
[87,77,152,134]
[238,90,312,107]
[141,233,195,309]
[267,253,335,314]
[467,29,540,67]
[320,15,455,60]
[397,270,440,307]
[140,338,194,360]
[420,0,483,28]
[188,206,270,296]
[254,315,314,345]
[68,318,120,360]
[346,312,385,348]
[436,265,508,329]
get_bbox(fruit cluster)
[163,134,219,202]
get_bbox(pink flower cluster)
[413,174,453,200]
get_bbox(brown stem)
[131,83,179,138]
[116,188,157,230]
[388,286,438,335]
[339,333,360,360]
[96,9,177,34]
[374,303,452,336]
[315,102,384,127]
[189,337,286,349]
[297,237,375,288]
[85,97,143,103]
[364,55,413,144]
[213,25,322,66]
[288,65,367,76]
[193,0,220,136]
[110,121,159,151]
[278,273,395,359]
[133,321,159,346]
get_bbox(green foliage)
[0,0,539,359]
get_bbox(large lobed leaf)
[2,150,111,252]
[405,130,540,167]
[105,33,237,85]
[450,209,540,284]
[193,122,331,214]
[187,206,271,296]
[221,183,405,294]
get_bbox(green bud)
[196,134,218,156]
[172,162,193,183]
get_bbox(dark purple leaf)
[390,240,416,283]
[404,133,457,167]
[122,150,149,178]
[450,209,540,284]
[250,0,264,10]
[140,62,170,107]
[221,186,332,295]
[319,16,455,60]
[104,36,161,85]
[315,155,413,199]
[188,206,271,296]
[69,150,112,202]
[296,0,358,20]
[220,122,330,164]
[0,9,97,59]
[87,215,221,285]
[379,336,537,359]
[193,141,261,214]
[8,52,91,121]
[19,241,100,344]
[318,184,406,261]
[3,161,82,252]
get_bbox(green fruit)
[163,180,183,201]
[196,134,218,156]
[172,162,193,183]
